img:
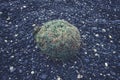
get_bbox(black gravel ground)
[0,0,120,80]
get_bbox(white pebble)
[15,25,18,27]
[7,17,10,20]
[85,52,87,54]
[4,40,8,43]
[57,76,62,80]
[23,5,27,8]
[109,35,112,39]
[14,34,18,37]
[9,66,15,72]
[77,74,83,79]
[100,73,103,75]
[31,71,35,74]
[105,62,108,67]
[102,29,106,32]
[95,34,99,37]
[95,53,99,57]
[113,51,116,54]
[96,43,100,46]
[93,49,97,52]
[32,24,36,27]
[10,55,14,58]
[0,12,3,15]
[110,40,113,43]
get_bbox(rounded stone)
[34,20,81,60]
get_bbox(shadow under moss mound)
[34,20,81,61]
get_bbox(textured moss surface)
[35,20,81,60]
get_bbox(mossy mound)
[35,20,81,60]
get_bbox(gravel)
[0,0,120,80]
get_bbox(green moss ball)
[35,20,81,60]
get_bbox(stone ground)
[0,0,120,80]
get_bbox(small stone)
[0,12,3,15]
[102,29,106,32]
[19,69,22,73]
[9,77,11,80]
[100,73,103,75]
[15,25,18,27]
[14,34,18,37]
[23,5,27,8]
[109,35,112,39]
[110,40,113,43]
[95,53,99,57]
[105,62,108,67]
[95,34,99,37]
[9,66,15,72]
[57,76,62,80]
[32,24,36,27]
[10,55,14,58]
[93,49,97,52]
[23,18,26,21]
[96,43,100,46]
[7,17,10,20]
[4,40,8,43]
[31,71,35,74]
[85,52,87,54]
[77,74,83,79]
[113,51,116,54]
[10,40,13,43]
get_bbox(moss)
[34,20,81,61]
